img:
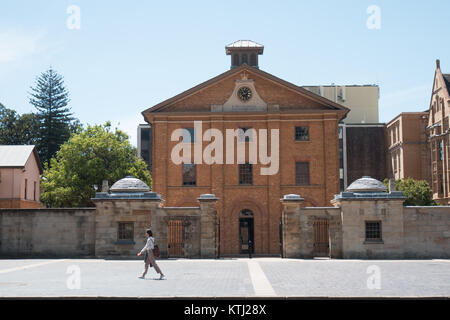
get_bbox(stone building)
[140,40,350,256]
[92,176,218,259]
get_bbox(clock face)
[238,87,252,102]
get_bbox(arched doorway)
[239,209,254,254]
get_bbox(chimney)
[102,180,109,193]
[436,59,441,69]
[388,178,396,192]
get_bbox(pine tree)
[29,68,75,166]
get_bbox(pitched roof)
[0,145,43,174]
[226,40,264,48]
[142,64,350,117]
[226,40,264,55]
[443,74,450,94]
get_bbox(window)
[365,221,382,241]
[295,126,309,141]
[250,53,257,66]
[24,179,28,200]
[182,128,195,143]
[239,163,253,185]
[118,222,134,241]
[242,53,248,65]
[182,163,196,186]
[238,127,253,142]
[295,162,310,185]
[33,181,36,201]
[233,54,239,66]
[440,141,444,161]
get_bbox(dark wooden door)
[168,220,184,257]
[239,218,254,254]
[313,219,330,257]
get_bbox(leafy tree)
[383,178,436,206]
[29,67,78,166]
[41,123,152,208]
[0,103,40,145]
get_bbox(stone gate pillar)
[280,194,304,258]
[198,194,219,258]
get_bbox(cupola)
[225,40,264,69]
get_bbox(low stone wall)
[1,195,448,259]
[0,208,96,258]
[403,207,450,258]
[282,194,450,259]
[0,193,218,259]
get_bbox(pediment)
[142,65,349,117]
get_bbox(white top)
[140,236,155,254]
[0,145,35,167]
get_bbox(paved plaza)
[0,258,449,298]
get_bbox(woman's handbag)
[153,245,160,258]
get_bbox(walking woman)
[137,229,165,280]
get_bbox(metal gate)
[279,217,283,258]
[168,220,184,257]
[313,219,330,257]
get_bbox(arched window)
[241,54,248,65]
[240,209,254,218]
[250,53,257,66]
[233,54,239,67]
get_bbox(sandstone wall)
[403,206,450,258]
[0,208,95,257]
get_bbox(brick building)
[141,40,349,255]
[386,112,430,183]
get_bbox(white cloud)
[0,28,46,63]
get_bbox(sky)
[0,0,449,146]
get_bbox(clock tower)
[226,40,264,69]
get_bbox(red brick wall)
[0,199,41,209]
